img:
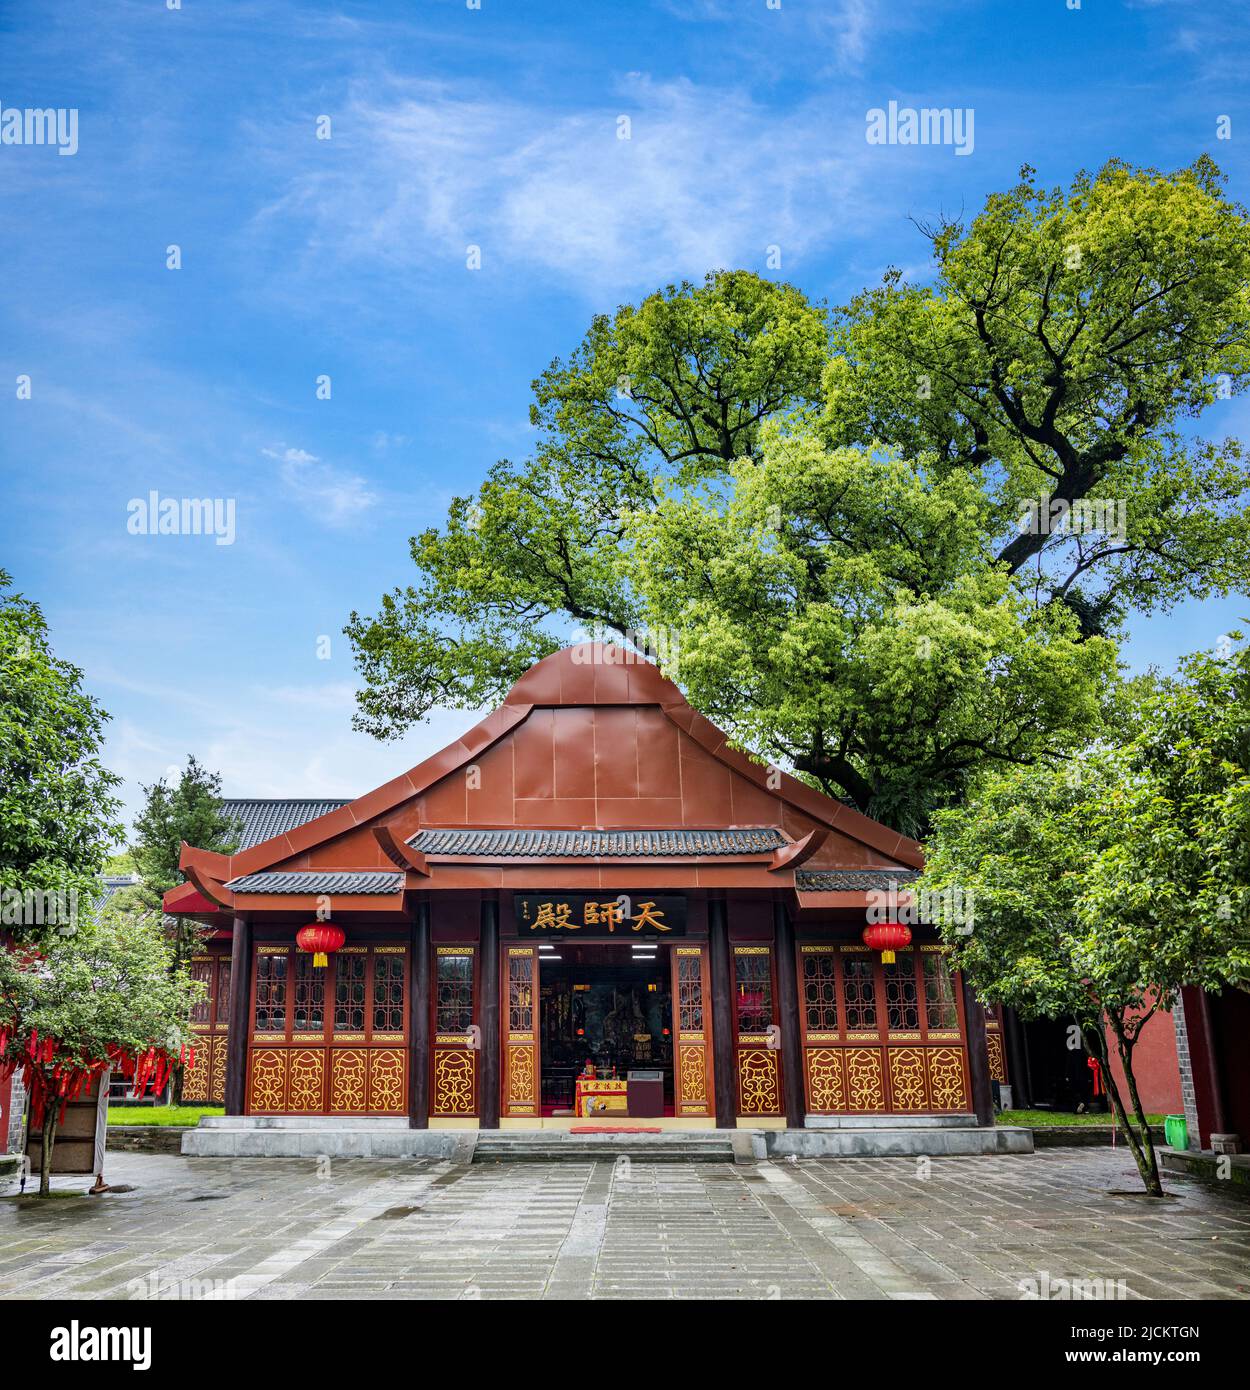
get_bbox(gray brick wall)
[5,1073,26,1155]
[1173,997,1201,1151]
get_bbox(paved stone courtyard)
[1,1148,1248,1300]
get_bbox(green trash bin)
[1164,1114,1188,1150]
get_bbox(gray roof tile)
[225,871,403,895]
[220,799,352,851]
[409,827,786,858]
[796,869,920,892]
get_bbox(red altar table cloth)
[574,1077,628,1118]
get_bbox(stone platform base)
[183,1116,1031,1160]
[768,1126,1032,1157]
[1160,1146,1250,1192]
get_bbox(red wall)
[1102,1000,1182,1115]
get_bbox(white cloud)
[264,446,377,525]
[251,75,885,298]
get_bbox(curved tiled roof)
[220,799,352,850]
[409,827,787,858]
[225,871,403,895]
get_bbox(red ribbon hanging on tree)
[1087,1055,1103,1097]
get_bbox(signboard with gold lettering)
[514,893,686,937]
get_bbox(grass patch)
[107,1105,223,1127]
[998,1109,1165,1128]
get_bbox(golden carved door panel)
[503,946,538,1117]
[431,945,478,1117]
[670,945,713,1116]
[732,945,782,1117]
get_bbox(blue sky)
[2,0,1249,830]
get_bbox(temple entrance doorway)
[538,941,674,1118]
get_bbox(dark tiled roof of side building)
[225,871,404,895]
[220,798,352,851]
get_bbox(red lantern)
[862,922,911,964]
[296,921,346,968]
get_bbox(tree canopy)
[347,159,1250,833]
[916,637,1250,1193]
[0,569,122,941]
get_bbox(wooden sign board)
[514,893,686,937]
[26,1070,109,1178]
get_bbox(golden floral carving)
[288,1048,325,1112]
[249,1048,287,1112]
[369,1049,406,1113]
[209,1037,227,1104]
[805,1048,845,1112]
[434,1049,476,1114]
[330,1049,368,1113]
[927,1047,967,1110]
[736,1048,780,1114]
[506,1045,534,1107]
[183,1041,209,1103]
[888,1046,926,1110]
[845,1047,884,1111]
[679,1045,707,1106]
[986,1031,1006,1083]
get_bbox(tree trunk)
[1086,1022,1163,1197]
[1113,1022,1163,1196]
[38,1103,58,1198]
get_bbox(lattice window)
[842,956,877,1031]
[507,955,533,1031]
[293,952,325,1031]
[334,953,367,1032]
[734,951,772,1033]
[254,953,288,1032]
[802,953,838,1031]
[922,952,958,1030]
[216,959,232,1027]
[373,954,405,1033]
[436,953,474,1032]
[884,957,919,1031]
[677,954,704,1032]
[190,959,212,1025]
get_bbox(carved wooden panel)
[183,1037,211,1103]
[209,1036,227,1104]
[368,1048,406,1113]
[248,1048,288,1113]
[887,1046,927,1110]
[329,1049,369,1113]
[736,1048,780,1115]
[433,1049,476,1116]
[926,1045,968,1111]
[844,1047,886,1111]
[502,947,537,1116]
[288,1048,326,1112]
[671,945,713,1115]
[804,1047,845,1113]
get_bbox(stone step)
[474,1137,737,1163]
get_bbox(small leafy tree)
[918,640,1250,1194]
[131,757,239,1102]
[0,899,199,1195]
[0,569,122,943]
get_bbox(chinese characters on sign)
[514,894,686,937]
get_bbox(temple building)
[165,643,995,1132]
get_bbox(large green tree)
[0,569,122,942]
[826,157,1250,635]
[917,639,1250,1195]
[348,161,1250,831]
